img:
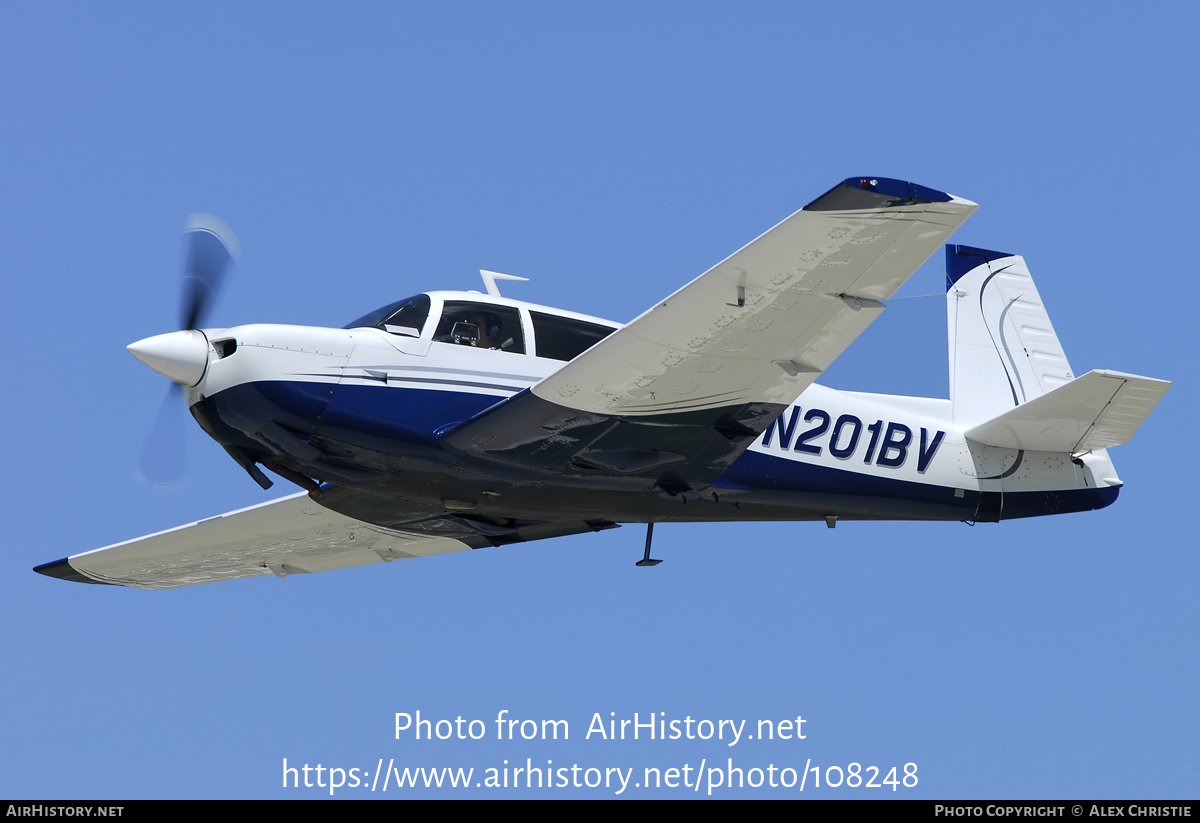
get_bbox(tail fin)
[946,245,1170,451]
[946,245,1075,428]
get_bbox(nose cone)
[128,330,210,386]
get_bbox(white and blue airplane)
[36,177,1170,589]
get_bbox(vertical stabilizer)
[946,245,1074,428]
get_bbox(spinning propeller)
[130,215,240,483]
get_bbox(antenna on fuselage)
[480,269,529,297]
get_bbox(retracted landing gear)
[636,523,662,567]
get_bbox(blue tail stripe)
[946,244,1016,290]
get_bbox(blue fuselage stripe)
[202,380,1120,520]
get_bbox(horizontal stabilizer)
[965,370,1170,453]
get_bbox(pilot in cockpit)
[467,311,499,349]
[436,301,523,352]
[449,310,502,349]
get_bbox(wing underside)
[535,178,976,417]
[36,491,617,589]
[443,177,976,491]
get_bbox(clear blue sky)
[2,2,1196,798]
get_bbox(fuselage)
[136,289,1119,527]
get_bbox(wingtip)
[34,557,113,585]
[804,177,972,212]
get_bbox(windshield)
[343,294,431,335]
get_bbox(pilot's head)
[467,311,500,348]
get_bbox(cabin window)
[529,311,616,361]
[344,294,431,337]
[433,302,526,353]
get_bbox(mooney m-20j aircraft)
[36,177,1170,589]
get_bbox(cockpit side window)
[433,301,526,353]
[529,311,617,361]
[344,294,431,336]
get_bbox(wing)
[443,177,976,491]
[35,490,617,590]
